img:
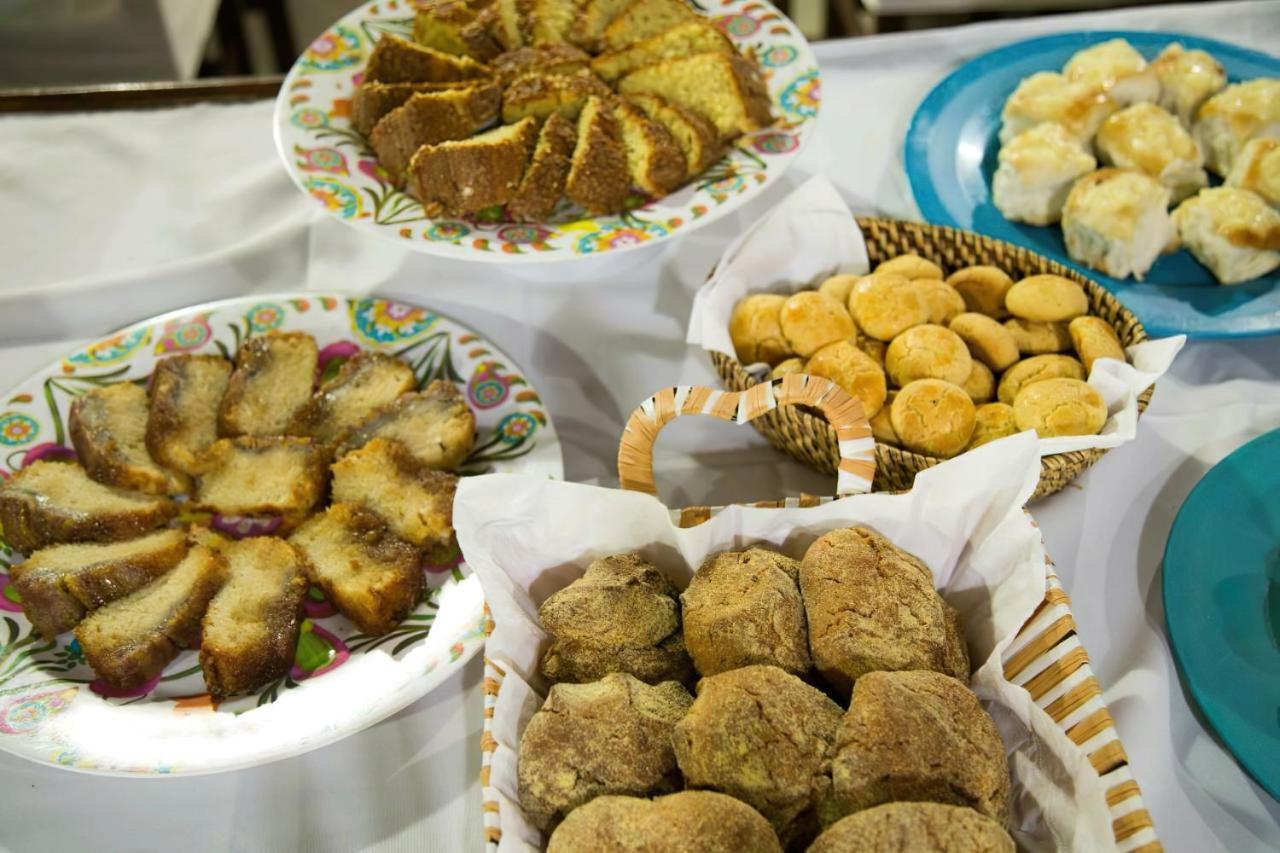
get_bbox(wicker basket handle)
[617,375,876,499]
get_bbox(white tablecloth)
[1,2,1279,850]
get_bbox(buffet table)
[1,1,1278,850]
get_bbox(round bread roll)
[672,665,843,848]
[831,670,1010,825]
[850,274,929,342]
[968,403,1019,449]
[946,265,1013,318]
[1069,315,1126,373]
[799,526,969,695]
[884,324,972,387]
[730,294,790,366]
[818,274,861,306]
[889,379,977,458]
[682,548,810,677]
[780,291,855,358]
[996,354,1086,405]
[1014,377,1108,437]
[1004,317,1072,354]
[870,391,899,445]
[518,673,693,832]
[806,341,888,418]
[1005,274,1089,322]
[913,279,967,325]
[855,333,887,367]
[948,313,1020,372]
[960,360,995,404]
[546,792,782,853]
[771,357,806,380]
[809,803,1014,853]
[876,253,943,281]
[539,553,693,685]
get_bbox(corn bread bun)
[771,357,805,380]
[968,403,1019,450]
[1069,315,1127,373]
[810,803,1015,853]
[799,526,969,695]
[870,391,898,446]
[889,379,976,458]
[672,664,842,848]
[780,291,855,358]
[818,273,861,306]
[547,792,782,853]
[875,253,943,281]
[884,325,972,387]
[730,294,790,365]
[996,353,1087,405]
[681,548,809,677]
[960,360,995,404]
[805,341,888,418]
[1004,317,1073,354]
[947,313,1020,372]
[518,673,693,833]
[1005,274,1089,322]
[946,266,1014,318]
[1153,43,1227,127]
[831,670,1010,824]
[1013,377,1108,437]
[850,273,929,342]
[911,279,967,325]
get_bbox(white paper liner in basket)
[686,175,1186,457]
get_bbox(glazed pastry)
[218,331,318,438]
[145,354,232,476]
[948,313,1020,372]
[968,402,1019,450]
[884,325,972,387]
[336,381,476,471]
[1004,274,1090,323]
[1153,43,1227,127]
[945,266,1014,318]
[730,294,790,365]
[810,803,1013,853]
[805,341,888,418]
[913,279,967,325]
[1062,169,1176,280]
[330,438,458,550]
[993,122,1097,226]
[1004,317,1073,354]
[1095,103,1208,203]
[1226,138,1280,208]
[1063,38,1160,106]
[546,792,781,853]
[1193,78,1280,176]
[849,274,929,342]
[889,379,976,458]
[996,354,1087,405]
[1013,377,1108,437]
[288,351,417,449]
[1068,316,1127,373]
[1172,186,1280,284]
[192,437,327,522]
[959,360,995,404]
[999,71,1117,145]
[779,291,855,358]
[874,253,942,281]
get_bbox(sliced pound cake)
[70,382,190,495]
[491,0,531,50]
[370,82,503,182]
[492,45,589,85]
[627,93,723,176]
[193,437,327,521]
[0,461,177,553]
[501,70,611,124]
[289,503,424,636]
[199,536,308,697]
[527,0,583,46]
[572,0,630,52]
[12,529,189,639]
[331,437,459,550]
[218,331,318,437]
[146,354,232,476]
[618,52,773,140]
[336,380,476,470]
[413,0,502,61]
[364,35,491,84]
[601,0,696,50]
[75,543,226,690]
[612,98,686,196]
[408,116,540,217]
[508,112,577,221]
[566,95,631,214]
[289,351,418,449]
[590,19,733,83]
[353,81,473,136]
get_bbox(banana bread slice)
[70,382,190,496]
[146,354,232,476]
[508,112,577,221]
[407,116,540,217]
[573,0,630,51]
[199,536,308,697]
[364,34,491,84]
[289,351,418,449]
[75,542,227,690]
[413,0,502,61]
[289,504,424,635]
[337,380,476,471]
[331,438,459,549]
[501,69,611,124]
[218,331,318,437]
[0,461,177,553]
[492,45,589,85]
[618,52,774,140]
[591,19,732,83]
[12,529,189,640]
[370,83,503,182]
[566,95,631,214]
[193,437,327,521]
[601,0,696,50]
[612,98,686,196]
[353,81,473,136]
[626,93,723,176]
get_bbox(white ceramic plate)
[272,0,820,263]
[0,293,562,775]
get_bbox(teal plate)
[1163,428,1280,799]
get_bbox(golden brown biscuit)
[913,279,967,325]
[968,403,1019,449]
[818,274,861,306]
[855,333,886,367]
[546,792,782,853]
[1004,317,1073,354]
[1013,377,1107,437]
[1069,315,1127,373]
[884,325,972,387]
[889,379,976,458]
[960,360,995,404]
[946,266,1014,318]
[870,391,898,445]
[780,291,855,358]
[805,341,888,418]
[875,253,943,281]
[996,354,1086,405]
[810,803,1014,853]
[1005,274,1089,322]
[849,274,929,342]
[730,294,790,365]
[948,313,1020,372]
[770,357,806,380]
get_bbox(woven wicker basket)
[711,216,1154,501]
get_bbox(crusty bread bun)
[811,802,1014,853]
[547,792,781,853]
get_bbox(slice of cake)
[508,112,577,221]
[289,351,418,448]
[627,93,723,175]
[364,34,491,84]
[491,0,531,50]
[572,0,630,52]
[566,95,631,214]
[12,529,188,639]
[337,381,476,470]
[501,70,611,124]
[70,382,190,495]
[193,437,327,521]
[199,536,308,697]
[331,438,459,550]
[75,543,226,690]
[218,331,318,437]
[1173,186,1280,284]
[618,53,773,140]
[370,83,502,182]
[492,45,589,85]
[1095,103,1208,203]
[590,19,732,83]
[413,0,501,61]
[612,98,686,197]
[353,81,472,136]
[289,504,424,636]
[600,0,696,50]
[146,354,232,476]
[1062,168,1176,281]
[0,461,177,553]
[527,0,583,46]
[408,116,539,217]
[993,122,1097,226]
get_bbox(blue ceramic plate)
[905,30,1280,339]
[1163,428,1280,799]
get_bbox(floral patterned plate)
[0,293,562,776]
[272,0,820,261]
